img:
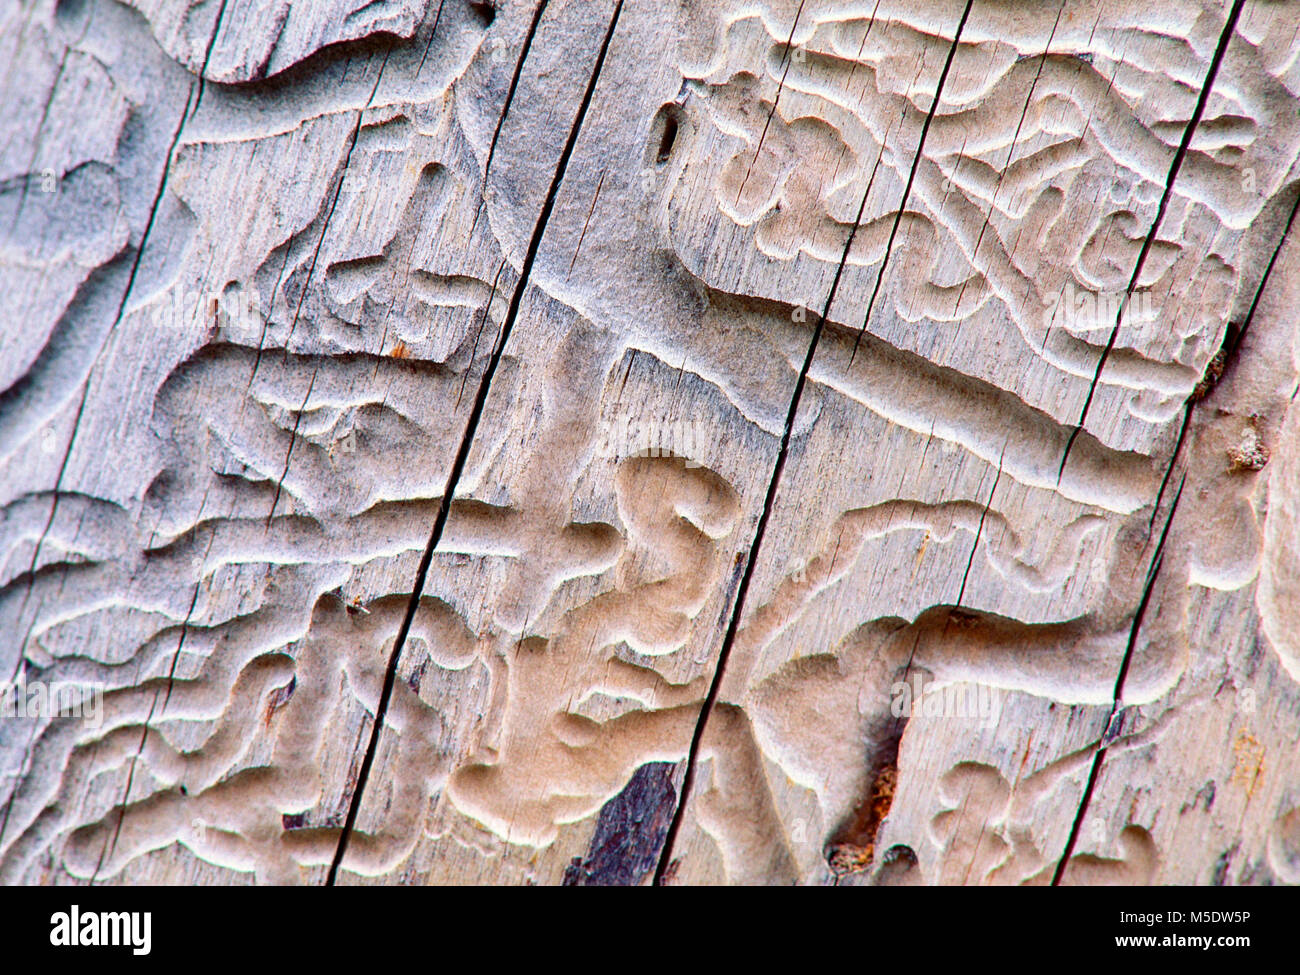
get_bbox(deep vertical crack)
[851,0,974,362]
[1051,174,1300,885]
[1059,0,1245,476]
[326,0,626,884]
[653,0,976,885]
[1051,477,1184,885]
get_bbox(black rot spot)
[563,762,677,886]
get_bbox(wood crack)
[325,0,627,885]
[1050,475,1184,885]
[654,0,977,886]
[15,0,229,662]
[1059,0,1246,477]
[850,0,975,363]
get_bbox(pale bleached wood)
[0,0,600,884]
[662,0,1300,885]
[2,0,1299,888]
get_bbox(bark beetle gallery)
[2,0,1300,887]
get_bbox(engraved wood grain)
[1,0,1298,887]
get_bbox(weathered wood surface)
[1,0,1299,886]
